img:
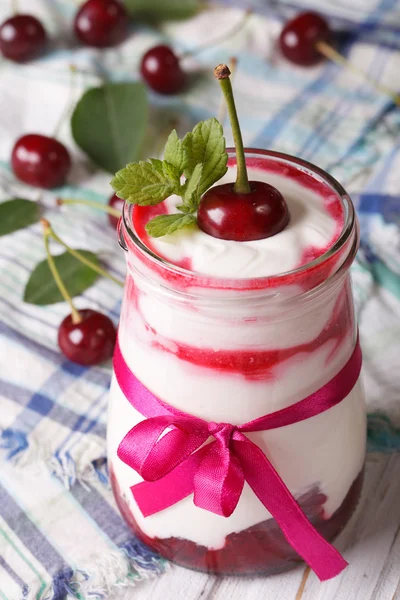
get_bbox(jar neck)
[120,149,358,300]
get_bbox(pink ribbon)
[114,338,362,581]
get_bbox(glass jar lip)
[122,148,356,287]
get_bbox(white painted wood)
[114,453,400,600]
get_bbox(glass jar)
[107,149,366,576]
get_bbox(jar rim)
[121,148,357,289]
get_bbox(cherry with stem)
[197,64,289,242]
[11,65,77,188]
[141,10,251,95]
[0,0,48,63]
[279,12,400,105]
[40,219,117,366]
[74,0,128,48]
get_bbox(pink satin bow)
[114,338,362,581]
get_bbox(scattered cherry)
[0,14,47,62]
[141,45,186,94]
[108,193,124,228]
[58,309,116,366]
[197,181,290,242]
[74,0,128,48]
[12,134,71,189]
[279,12,331,67]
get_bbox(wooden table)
[116,452,400,600]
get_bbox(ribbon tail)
[233,439,348,582]
[131,447,208,517]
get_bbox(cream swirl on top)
[134,165,344,279]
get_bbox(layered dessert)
[107,65,366,575]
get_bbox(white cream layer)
[147,166,340,278]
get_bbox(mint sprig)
[111,117,228,237]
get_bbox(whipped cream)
[138,165,343,279]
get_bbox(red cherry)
[279,12,331,67]
[141,45,186,94]
[12,134,71,189]
[74,0,128,48]
[58,309,116,366]
[108,193,124,228]
[0,14,47,62]
[197,181,289,242]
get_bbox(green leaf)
[182,118,228,195]
[24,250,100,306]
[123,0,199,21]
[111,159,178,206]
[162,160,181,186]
[0,199,41,236]
[145,213,196,238]
[164,130,184,175]
[71,82,148,174]
[182,163,203,212]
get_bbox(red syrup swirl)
[110,467,363,575]
[126,276,353,380]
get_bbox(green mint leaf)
[0,199,41,236]
[111,159,178,206]
[145,213,196,238]
[162,160,181,186]
[24,250,100,306]
[164,130,185,175]
[182,163,203,212]
[182,117,228,195]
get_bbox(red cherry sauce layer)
[111,467,363,575]
[126,156,346,292]
[124,274,354,381]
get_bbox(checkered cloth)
[1,0,400,598]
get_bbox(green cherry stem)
[214,63,250,194]
[57,197,121,218]
[43,220,124,288]
[41,219,82,324]
[11,0,18,14]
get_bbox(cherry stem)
[11,0,18,14]
[43,220,124,288]
[53,65,77,138]
[180,9,251,59]
[58,197,121,217]
[41,219,82,325]
[214,64,250,195]
[316,41,400,106]
[217,57,237,124]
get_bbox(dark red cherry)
[108,193,124,228]
[0,14,47,62]
[279,12,331,66]
[197,181,289,242]
[58,309,116,366]
[12,134,71,189]
[141,45,186,94]
[74,0,128,48]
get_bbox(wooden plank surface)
[115,453,400,600]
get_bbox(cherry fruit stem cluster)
[58,197,121,217]
[316,41,400,105]
[215,64,250,194]
[41,219,82,324]
[40,218,124,321]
